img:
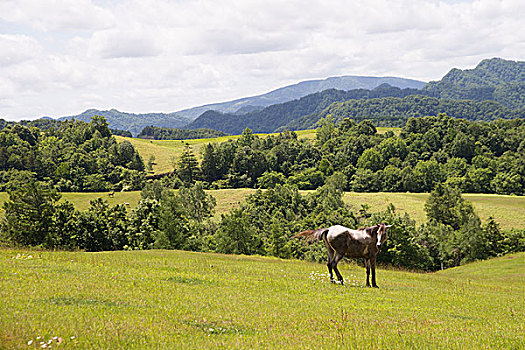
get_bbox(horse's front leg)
[365,259,371,287]
[371,255,378,288]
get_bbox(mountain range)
[58,76,425,135]
[57,57,524,135]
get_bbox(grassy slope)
[1,248,523,349]
[116,128,396,175]
[0,190,523,229]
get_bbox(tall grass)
[1,248,523,349]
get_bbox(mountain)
[186,85,421,134]
[287,95,525,130]
[58,109,191,136]
[189,58,525,134]
[175,76,426,119]
[423,58,525,109]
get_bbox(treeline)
[0,116,145,191]
[137,125,228,140]
[1,173,523,271]
[174,115,525,195]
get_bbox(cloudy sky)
[1,0,523,121]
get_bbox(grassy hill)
[1,248,523,349]
[115,127,397,175]
[115,130,320,174]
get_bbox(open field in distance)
[116,127,399,175]
[0,190,523,230]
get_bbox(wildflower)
[28,340,33,345]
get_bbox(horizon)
[1,0,524,121]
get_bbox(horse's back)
[327,225,368,242]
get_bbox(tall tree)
[177,146,200,184]
[1,172,60,247]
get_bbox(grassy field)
[0,248,523,349]
[115,130,319,175]
[0,190,523,229]
[116,128,398,175]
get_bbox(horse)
[295,223,391,287]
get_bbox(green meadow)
[1,248,523,349]
[0,190,523,230]
[115,128,397,175]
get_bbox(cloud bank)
[0,0,523,120]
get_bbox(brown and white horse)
[295,223,391,287]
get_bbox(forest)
[1,114,524,271]
[189,114,525,196]
[0,116,144,192]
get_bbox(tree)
[177,182,216,223]
[177,147,200,184]
[425,183,476,230]
[1,172,60,247]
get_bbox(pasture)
[115,127,397,175]
[0,190,524,230]
[1,248,523,349]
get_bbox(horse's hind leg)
[324,242,335,283]
[332,253,345,285]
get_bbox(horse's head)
[376,223,392,247]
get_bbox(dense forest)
[179,115,525,196]
[137,125,228,140]
[0,116,145,191]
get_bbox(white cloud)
[0,0,524,120]
[88,26,162,58]
[0,34,42,66]
[0,0,114,32]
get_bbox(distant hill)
[174,76,426,119]
[288,95,525,130]
[423,58,525,109]
[186,85,421,134]
[58,109,191,136]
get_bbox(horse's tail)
[294,228,328,243]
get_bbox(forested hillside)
[174,75,425,119]
[58,109,191,136]
[187,58,525,134]
[289,95,525,130]
[187,85,421,134]
[423,58,525,109]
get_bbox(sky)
[0,0,524,121]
